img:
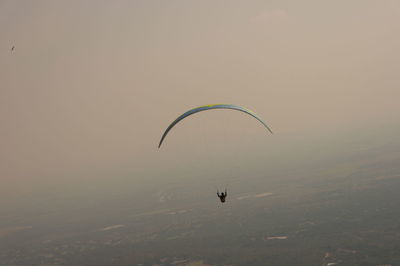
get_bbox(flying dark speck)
[11,46,15,51]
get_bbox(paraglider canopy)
[158,104,272,148]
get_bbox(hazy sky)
[1,0,399,198]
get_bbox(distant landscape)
[1,129,399,266]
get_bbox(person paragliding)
[217,188,227,203]
[158,104,273,203]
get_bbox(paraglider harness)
[217,189,227,203]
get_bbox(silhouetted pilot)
[217,189,227,203]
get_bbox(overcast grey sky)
[1,0,399,198]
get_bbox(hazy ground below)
[1,128,400,266]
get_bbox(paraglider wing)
[158,104,272,148]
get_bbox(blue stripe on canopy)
[158,104,272,148]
